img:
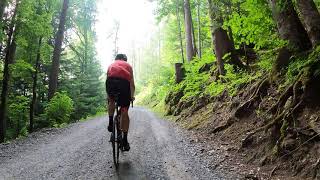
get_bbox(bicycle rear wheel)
[112,114,121,168]
[116,115,121,166]
[111,124,117,167]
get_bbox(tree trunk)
[227,26,245,69]
[29,37,42,133]
[213,28,228,76]
[296,0,320,47]
[175,63,185,83]
[0,2,18,143]
[271,47,292,78]
[208,0,225,76]
[191,17,198,56]
[0,0,6,19]
[197,0,201,58]
[270,0,311,51]
[48,0,69,100]
[184,0,196,62]
[176,0,185,63]
[0,40,16,143]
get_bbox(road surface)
[0,107,238,180]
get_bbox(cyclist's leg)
[106,78,116,132]
[118,79,131,151]
[120,107,130,151]
[108,97,115,118]
[120,107,130,132]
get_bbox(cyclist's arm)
[130,68,135,100]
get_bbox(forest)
[0,0,104,143]
[136,0,320,178]
[1,0,320,178]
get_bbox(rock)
[226,146,237,151]
[208,150,215,156]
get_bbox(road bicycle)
[110,94,122,168]
[109,94,133,168]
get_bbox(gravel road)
[0,107,239,180]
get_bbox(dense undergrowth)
[137,49,274,110]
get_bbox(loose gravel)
[0,107,240,180]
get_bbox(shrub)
[45,92,74,126]
[7,96,29,139]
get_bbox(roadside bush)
[7,96,29,139]
[45,92,74,126]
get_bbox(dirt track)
[0,107,239,180]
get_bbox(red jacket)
[107,60,133,82]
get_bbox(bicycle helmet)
[115,54,127,61]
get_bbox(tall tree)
[296,0,320,47]
[29,37,42,132]
[184,0,196,62]
[176,0,185,63]
[270,0,311,51]
[62,0,104,119]
[48,0,69,99]
[0,1,19,143]
[197,0,201,58]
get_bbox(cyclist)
[106,54,135,151]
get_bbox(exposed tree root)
[270,164,280,178]
[241,60,320,157]
[241,78,305,148]
[241,98,306,149]
[267,84,293,114]
[312,158,320,179]
[235,77,270,118]
[241,111,285,148]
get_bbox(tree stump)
[175,63,185,83]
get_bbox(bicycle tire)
[112,115,117,167]
[116,114,121,165]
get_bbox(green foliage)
[257,50,277,72]
[285,46,320,85]
[205,81,225,96]
[224,0,283,49]
[179,55,213,99]
[7,96,29,139]
[136,63,174,106]
[10,60,34,79]
[316,0,320,8]
[205,64,262,97]
[226,65,262,95]
[45,92,74,126]
[286,57,306,84]
[0,0,104,142]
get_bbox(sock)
[123,132,128,142]
[109,116,113,124]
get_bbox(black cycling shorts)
[106,77,131,107]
